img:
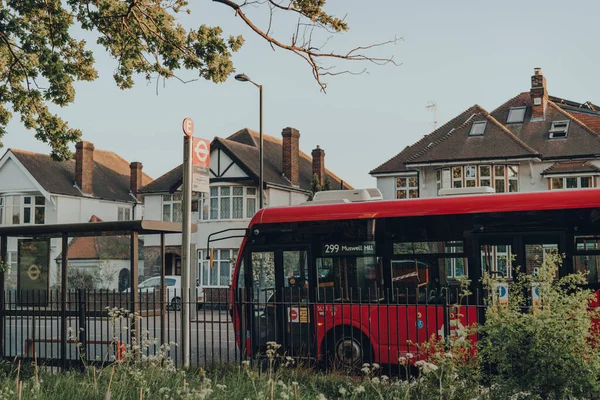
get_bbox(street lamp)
[235,73,264,209]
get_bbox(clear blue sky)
[5,0,600,189]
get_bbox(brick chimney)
[311,145,325,186]
[130,162,143,200]
[530,67,548,120]
[75,141,94,195]
[282,127,300,186]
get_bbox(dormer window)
[549,120,569,139]
[507,106,526,123]
[469,121,487,136]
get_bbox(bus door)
[474,232,565,305]
[247,247,312,358]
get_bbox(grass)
[0,359,414,400]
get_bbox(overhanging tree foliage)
[0,0,399,160]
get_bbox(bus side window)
[391,259,430,303]
[574,236,600,283]
[317,256,382,302]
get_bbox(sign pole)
[181,117,194,369]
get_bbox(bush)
[479,249,600,399]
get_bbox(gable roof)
[140,128,353,194]
[405,105,538,165]
[370,106,483,174]
[491,93,600,159]
[6,148,152,202]
[371,87,600,175]
[541,160,600,176]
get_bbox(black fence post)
[60,232,68,369]
[0,235,6,358]
[78,289,86,366]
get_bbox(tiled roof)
[371,89,600,175]
[565,112,600,135]
[370,106,484,174]
[492,94,600,159]
[541,160,600,175]
[405,105,538,165]
[140,128,353,194]
[56,216,132,260]
[59,235,133,260]
[137,164,181,194]
[8,148,152,202]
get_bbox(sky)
[4,0,600,190]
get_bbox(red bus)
[230,188,600,367]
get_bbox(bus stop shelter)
[0,220,197,367]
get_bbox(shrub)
[479,249,600,399]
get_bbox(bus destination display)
[322,241,376,256]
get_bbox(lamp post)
[235,73,264,209]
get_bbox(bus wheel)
[330,331,372,371]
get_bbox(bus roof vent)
[438,186,496,196]
[307,188,383,204]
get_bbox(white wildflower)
[415,360,439,374]
[339,387,348,396]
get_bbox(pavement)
[1,309,239,367]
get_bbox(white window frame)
[199,185,257,221]
[481,245,513,280]
[435,164,519,195]
[395,176,419,199]
[479,165,492,188]
[507,166,519,192]
[162,193,182,222]
[198,249,238,287]
[507,106,526,124]
[469,121,487,136]
[2,195,45,225]
[118,206,132,221]
[465,166,477,188]
[550,175,596,190]
[549,120,570,139]
[452,167,463,188]
[494,165,506,193]
[445,243,468,279]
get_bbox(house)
[0,141,151,289]
[139,127,352,293]
[370,68,600,281]
[370,68,600,199]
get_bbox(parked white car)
[124,276,203,311]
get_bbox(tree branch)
[213,0,399,92]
